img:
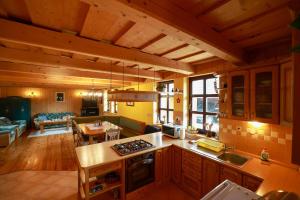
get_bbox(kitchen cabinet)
[171,146,182,185]
[280,62,293,125]
[242,175,262,192]
[155,147,171,186]
[220,166,242,185]
[228,71,250,120]
[181,149,202,198]
[250,66,279,124]
[203,159,220,195]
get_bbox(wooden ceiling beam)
[82,0,245,63]
[0,18,194,74]
[0,61,141,83]
[0,47,159,80]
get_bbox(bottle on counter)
[260,148,270,161]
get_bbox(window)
[189,75,219,132]
[103,90,117,113]
[158,81,174,123]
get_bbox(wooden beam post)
[0,18,194,74]
[0,47,160,80]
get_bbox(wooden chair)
[105,128,120,141]
[75,122,89,146]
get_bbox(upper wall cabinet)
[227,71,250,120]
[250,66,279,124]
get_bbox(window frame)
[189,75,219,129]
[158,81,174,123]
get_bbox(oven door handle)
[127,158,154,171]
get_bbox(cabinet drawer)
[183,150,202,165]
[89,161,122,177]
[242,175,262,192]
[182,165,201,181]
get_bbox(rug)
[28,127,73,138]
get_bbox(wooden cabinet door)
[280,62,293,125]
[202,159,220,195]
[250,66,279,124]
[220,166,242,185]
[242,175,262,192]
[181,173,202,199]
[228,70,250,120]
[155,148,172,186]
[171,146,182,184]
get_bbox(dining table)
[78,121,123,144]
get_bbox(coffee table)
[40,119,71,133]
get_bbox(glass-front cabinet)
[228,71,249,120]
[250,66,279,124]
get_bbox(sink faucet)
[224,144,235,152]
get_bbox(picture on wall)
[126,102,134,106]
[56,92,65,102]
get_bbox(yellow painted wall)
[117,82,156,125]
[173,77,188,127]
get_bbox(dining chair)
[75,123,89,146]
[105,128,120,141]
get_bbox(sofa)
[73,115,146,138]
[0,117,27,147]
[33,112,75,130]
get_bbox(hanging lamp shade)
[108,90,158,102]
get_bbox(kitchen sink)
[217,152,248,166]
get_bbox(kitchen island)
[75,132,300,199]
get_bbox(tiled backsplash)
[219,118,293,164]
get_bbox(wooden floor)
[0,131,77,175]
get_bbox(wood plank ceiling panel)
[80,6,132,42]
[142,35,186,55]
[162,45,201,60]
[24,0,89,32]
[114,23,162,49]
[178,52,214,63]
[199,0,290,31]
[171,0,223,17]
[0,0,31,22]
[221,8,291,42]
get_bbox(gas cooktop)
[111,139,155,156]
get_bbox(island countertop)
[75,132,300,196]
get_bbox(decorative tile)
[278,138,286,145]
[285,134,292,141]
[257,130,265,135]
[222,128,228,133]
[264,135,271,141]
[251,134,258,139]
[232,130,237,135]
[241,131,247,137]
[227,125,232,130]
[271,131,278,138]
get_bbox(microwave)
[162,124,182,138]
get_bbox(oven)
[126,151,155,193]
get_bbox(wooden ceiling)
[0,0,293,89]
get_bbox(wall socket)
[236,126,242,131]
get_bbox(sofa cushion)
[73,116,104,124]
[38,115,48,121]
[119,117,145,134]
[121,127,140,138]
[104,116,120,126]
[0,117,12,125]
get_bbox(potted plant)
[156,82,167,92]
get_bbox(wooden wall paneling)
[221,8,291,42]
[200,0,290,31]
[80,6,131,42]
[280,62,293,125]
[0,0,31,22]
[24,0,89,32]
[0,19,194,74]
[114,23,161,49]
[171,0,220,16]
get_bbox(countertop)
[75,132,300,196]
